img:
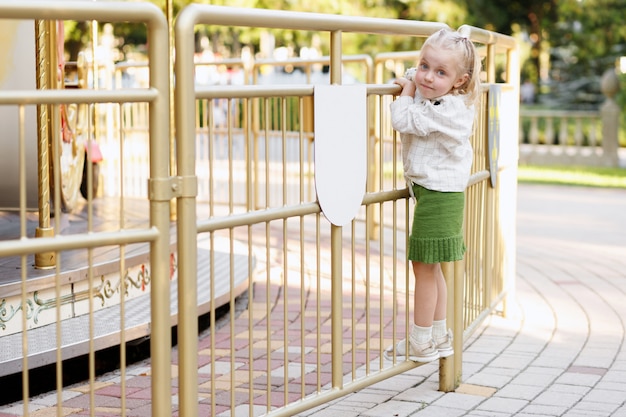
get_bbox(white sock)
[433,319,447,341]
[410,324,432,344]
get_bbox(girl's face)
[414,46,468,100]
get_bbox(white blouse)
[390,93,475,192]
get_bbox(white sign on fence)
[313,85,367,226]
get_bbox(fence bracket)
[148,175,197,201]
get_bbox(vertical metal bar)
[88,235,95,417]
[167,0,177,221]
[264,97,270,208]
[282,97,288,205]
[252,91,261,210]
[89,20,99,199]
[351,221,356,377]
[484,180,497,308]
[299,97,307,398]
[227,106,235,415]
[453,260,465,384]
[283,220,289,405]
[282,95,290,404]
[245,95,252,211]
[484,185,493,312]
[367,57,380,239]
[391,177,398,367]
[230,229,236,411]
[247,97,256,417]
[209,231,217,417]
[82,33,98,415]
[470,187,478,327]
[331,221,343,389]
[248,225,255,417]
[365,191,372,371]
[174,23,198,417]
[152,7,174,417]
[85,21,99,412]
[209,99,217,417]
[316,213,322,391]
[229,95,239,414]
[264,95,272,415]
[378,94,385,365]
[18,104,30,416]
[265,220,272,415]
[405,197,411,356]
[439,261,455,392]
[329,29,344,390]
[118,105,127,417]
[486,44,496,83]
[49,30,69,410]
[390,99,400,366]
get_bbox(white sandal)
[384,338,439,363]
[435,329,454,358]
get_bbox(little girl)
[385,28,482,362]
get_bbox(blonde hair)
[422,28,482,106]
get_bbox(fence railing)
[519,69,623,167]
[519,108,607,165]
[174,5,518,416]
[521,108,601,146]
[0,1,173,416]
[0,3,518,417]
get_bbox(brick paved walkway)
[1,184,625,417]
[302,184,626,417]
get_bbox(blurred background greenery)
[518,165,626,188]
[63,0,626,145]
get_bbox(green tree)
[551,0,626,79]
[462,0,557,84]
[64,0,472,63]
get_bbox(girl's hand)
[394,77,416,97]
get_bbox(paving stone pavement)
[1,183,625,417]
[300,184,626,417]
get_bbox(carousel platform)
[0,197,251,377]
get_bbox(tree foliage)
[461,0,558,83]
[551,0,626,79]
[63,0,625,88]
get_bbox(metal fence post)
[329,28,345,391]
[146,6,174,417]
[439,261,463,391]
[174,8,200,417]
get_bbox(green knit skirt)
[408,184,466,264]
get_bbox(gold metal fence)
[0,3,517,417]
[175,5,518,416]
[0,2,172,416]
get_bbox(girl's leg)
[412,260,440,327]
[433,263,447,321]
[383,260,441,362]
[430,263,453,356]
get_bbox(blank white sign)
[314,85,367,226]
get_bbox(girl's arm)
[391,94,474,138]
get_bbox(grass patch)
[517,164,626,188]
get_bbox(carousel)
[0,15,248,386]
